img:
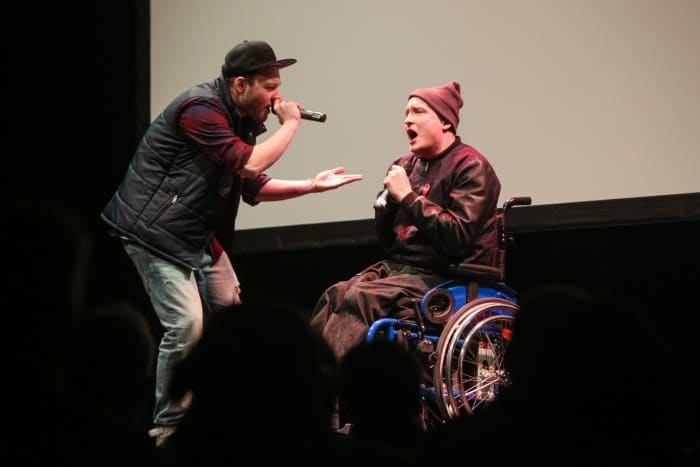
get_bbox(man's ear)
[232,76,248,94]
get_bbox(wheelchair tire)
[433,297,518,420]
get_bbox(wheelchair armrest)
[446,262,502,281]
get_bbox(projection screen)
[151,0,699,231]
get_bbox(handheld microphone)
[374,188,390,209]
[270,103,327,122]
[299,109,327,122]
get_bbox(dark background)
[11,1,698,448]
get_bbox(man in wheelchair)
[310,81,502,390]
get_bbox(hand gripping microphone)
[374,157,417,209]
[270,101,327,122]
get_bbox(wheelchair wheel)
[433,297,518,420]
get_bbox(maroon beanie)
[409,81,463,130]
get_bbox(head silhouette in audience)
[65,301,156,430]
[335,338,424,466]
[162,297,338,465]
[58,301,160,466]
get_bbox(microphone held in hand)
[299,108,327,122]
[374,188,390,209]
[270,103,327,122]
[374,156,417,209]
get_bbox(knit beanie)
[409,81,463,130]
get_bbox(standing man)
[101,40,362,446]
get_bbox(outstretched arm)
[255,167,363,202]
[255,167,362,201]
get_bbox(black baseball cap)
[221,40,297,78]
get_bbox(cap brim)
[222,58,297,78]
[270,58,297,69]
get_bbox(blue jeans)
[123,241,241,427]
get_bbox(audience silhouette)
[7,200,95,463]
[160,297,338,466]
[56,301,161,466]
[331,338,425,467]
[419,283,685,466]
[8,200,163,465]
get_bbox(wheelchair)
[366,196,532,429]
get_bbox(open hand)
[311,167,363,192]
